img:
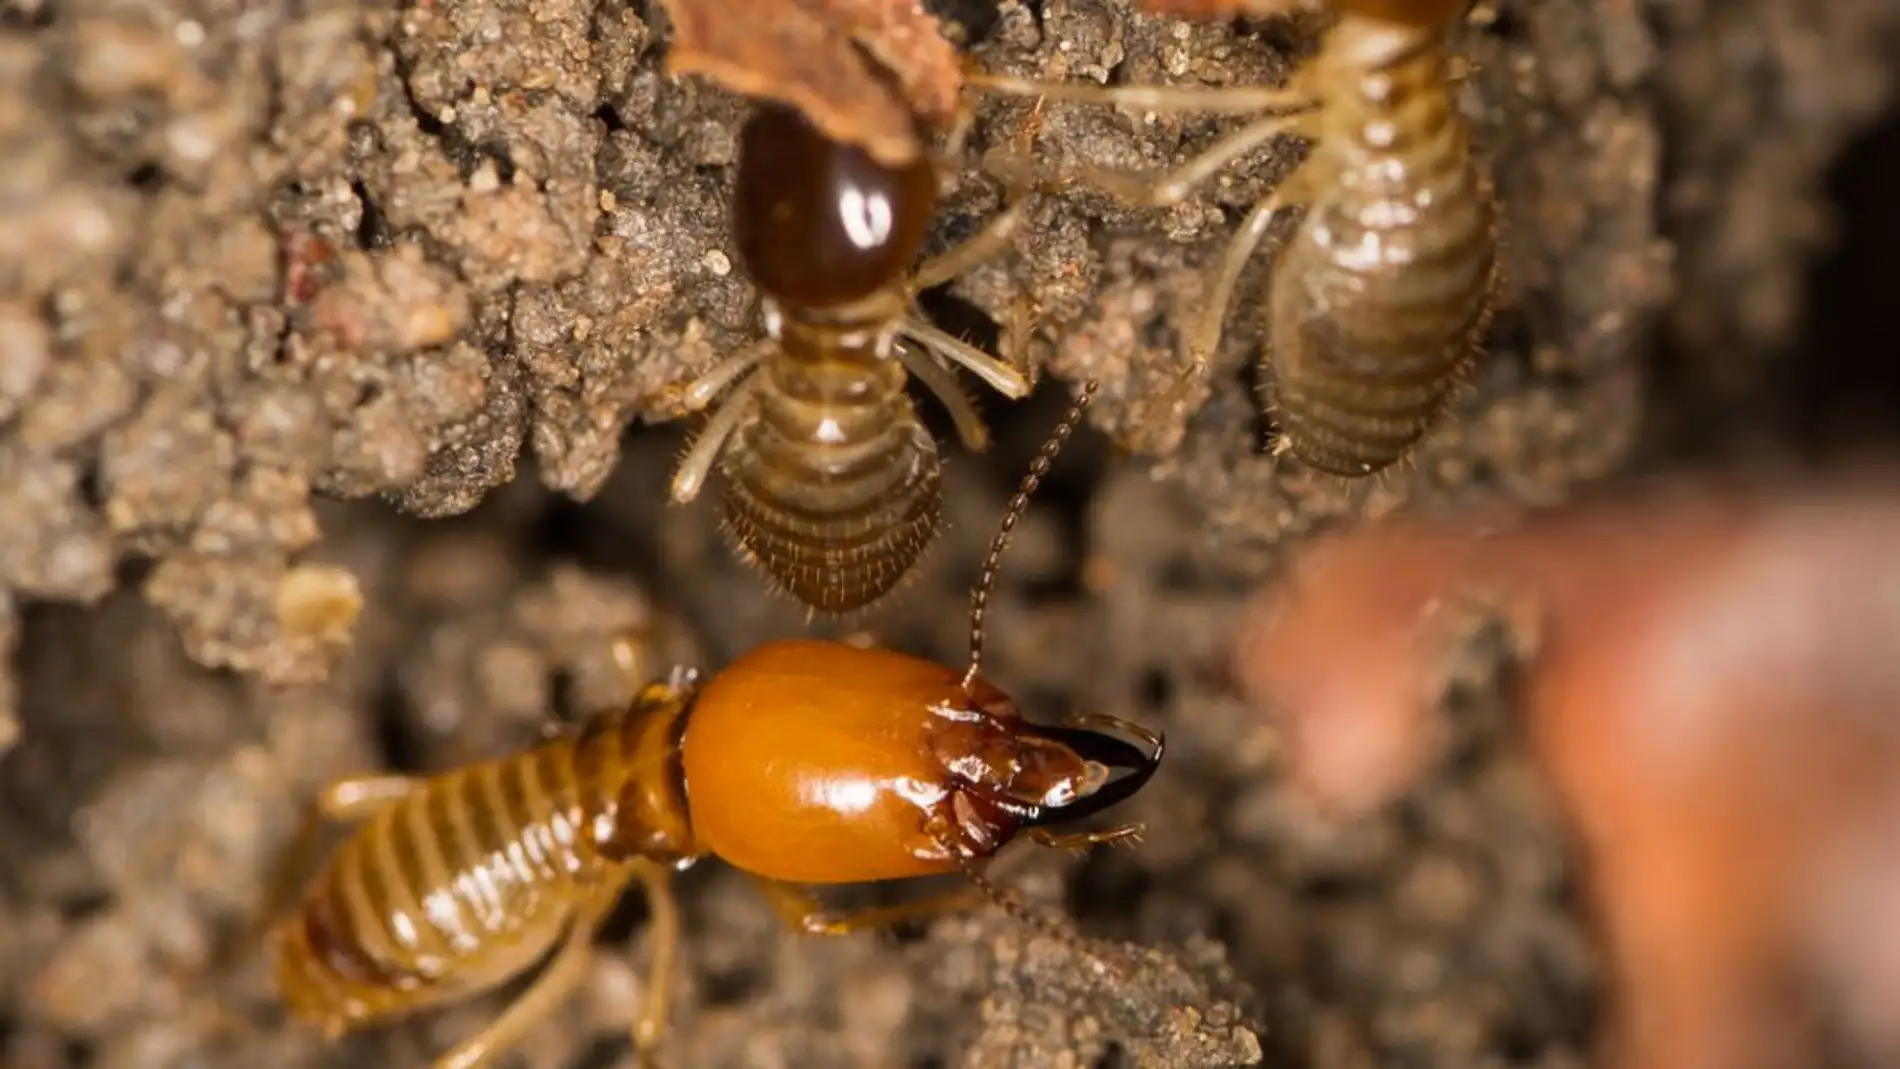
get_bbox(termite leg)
[1004,294,1039,387]
[669,371,762,504]
[751,878,982,936]
[675,339,773,414]
[1188,183,1301,371]
[896,341,991,452]
[1029,824,1147,854]
[908,184,1030,294]
[900,194,1037,401]
[629,861,679,1058]
[315,773,422,818]
[902,317,1033,401]
[941,95,978,159]
[911,91,1044,293]
[965,70,1317,116]
[435,889,621,1069]
[992,109,1311,212]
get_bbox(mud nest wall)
[2,0,1898,1067]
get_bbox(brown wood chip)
[652,0,963,166]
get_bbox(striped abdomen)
[721,343,942,614]
[1265,20,1498,477]
[272,686,696,1031]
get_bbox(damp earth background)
[1,0,1898,1067]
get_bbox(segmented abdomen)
[273,743,620,1028]
[721,356,942,614]
[1264,45,1497,478]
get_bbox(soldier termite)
[967,0,1500,477]
[269,381,1164,1069]
[666,95,1045,614]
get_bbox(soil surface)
[2,0,1898,1066]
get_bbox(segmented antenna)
[947,835,1134,978]
[961,380,1101,693]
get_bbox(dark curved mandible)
[1017,714,1166,827]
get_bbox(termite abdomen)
[272,693,690,1034]
[719,357,944,613]
[1263,19,1496,477]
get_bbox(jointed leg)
[668,372,761,503]
[908,194,1033,294]
[676,339,773,414]
[315,774,422,818]
[751,877,983,936]
[941,94,978,159]
[434,892,619,1069]
[1030,824,1147,854]
[965,70,1317,116]
[628,861,679,1057]
[1189,186,1296,369]
[896,341,992,452]
[901,317,1033,400]
[990,110,1310,212]
[913,85,1044,293]
[1004,295,1038,389]
[903,196,1041,402]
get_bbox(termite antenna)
[949,846,1133,977]
[962,379,1101,693]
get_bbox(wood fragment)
[651,0,962,166]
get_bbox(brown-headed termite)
[667,95,1050,613]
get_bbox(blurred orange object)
[1232,469,1900,1069]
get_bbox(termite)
[667,96,1043,614]
[269,380,1164,1069]
[967,0,1500,477]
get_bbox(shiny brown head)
[732,102,939,309]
